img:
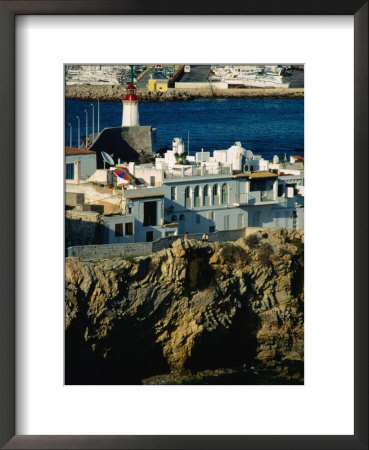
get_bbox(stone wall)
[67,242,152,258]
[67,227,248,259]
[65,210,101,247]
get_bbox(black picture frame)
[0,1,367,449]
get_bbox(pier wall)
[65,85,304,102]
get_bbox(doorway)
[143,201,157,226]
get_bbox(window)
[224,215,230,230]
[115,223,123,237]
[143,201,157,226]
[203,185,210,206]
[250,180,267,192]
[125,222,133,235]
[207,211,214,220]
[194,185,200,207]
[237,213,244,228]
[171,186,176,200]
[66,163,74,180]
[221,183,229,204]
[185,186,191,208]
[171,215,177,222]
[278,184,284,197]
[179,214,185,221]
[287,184,297,196]
[213,184,219,205]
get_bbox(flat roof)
[124,192,164,200]
[65,147,95,155]
[233,171,278,180]
[249,171,278,179]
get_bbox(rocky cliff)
[65,229,304,384]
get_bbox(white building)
[65,147,97,184]
[65,78,303,246]
[89,140,304,244]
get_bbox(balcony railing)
[261,190,275,202]
[235,191,276,205]
[164,165,232,179]
[203,196,210,206]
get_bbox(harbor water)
[65,98,304,161]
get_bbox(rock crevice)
[65,229,304,384]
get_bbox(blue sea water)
[65,98,304,161]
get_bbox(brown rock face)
[65,229,304,384]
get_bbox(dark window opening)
[221,183,229,203]
[115,223,123,237]
[125,222,133,235]
[146,231,154,242]
[250,180,267,192]
[66,163,74,180]
[278,184,284,197]
[194,186,200,206]
[143,201,157,226]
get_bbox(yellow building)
[147,78,169,92]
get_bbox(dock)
[65,85,304,102]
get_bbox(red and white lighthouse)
[121,66,140,127]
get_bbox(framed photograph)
[1,1,367,449]
[65,63,305,386]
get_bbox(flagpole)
[84,109,88,148]
[97,98,100,135]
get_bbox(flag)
[114,169,134,182]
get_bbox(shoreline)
[65,85,304,102]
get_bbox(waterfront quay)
[65,85,304,102]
